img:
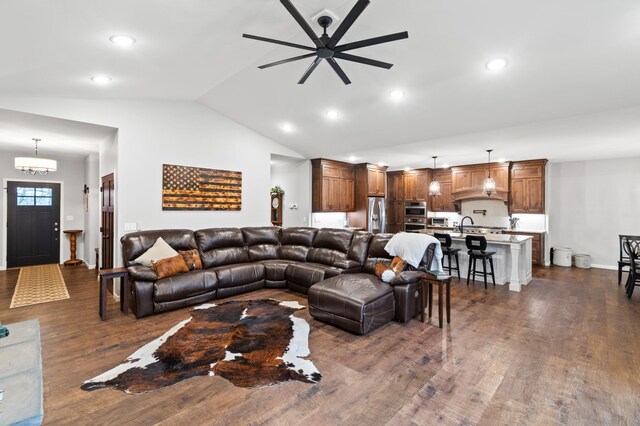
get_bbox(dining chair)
[624,238,640,298]
[619,235,635,285]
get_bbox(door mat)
[81,299,322,393]
[10,264,70,309]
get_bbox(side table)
[63,229,84,266]
[98,268,129,321]
[417,274,451,328]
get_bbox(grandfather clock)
[271,194,283,226]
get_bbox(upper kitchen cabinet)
[451,163,510,202]
[510,159,547,214]
[311,159,355,212]
[367,166,386,197]
[404,169,430,201]
[430,169,455,212]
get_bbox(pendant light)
[483,149,496,196]
[15,138,57,175]
[429,156,441,196]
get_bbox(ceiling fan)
[243,0,409,85]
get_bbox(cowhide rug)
[81,299,321,393]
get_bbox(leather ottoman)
[308,274,395,335]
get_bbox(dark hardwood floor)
[1,265,639,425]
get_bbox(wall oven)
[405,201,427,217]
[405,217,427,233]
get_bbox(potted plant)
[270,186,284,196]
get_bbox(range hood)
[451,163,510,204]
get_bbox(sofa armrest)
[127,265,158,281]
[332,259,361,271]
[389,271,426,286]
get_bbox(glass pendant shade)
[14,157,57,175]
[483,176,496,196]
[429,180,441,196]
[429,156,441,196]
[483,149,495,196]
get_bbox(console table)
[63,229,83,266]
[98,268,129,320]
[0,320,43,425]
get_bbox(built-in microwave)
[431,217,449,227]
[405,217,427,233]
[404,201,427,218]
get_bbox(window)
[16,187,52,206]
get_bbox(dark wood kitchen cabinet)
[403,169,430,201]
[312,159,355,212]
[386,171,405,233]
[451,163,510,202]
[510,160,547,214]
[429,169,455,212]
[503,231,545,266]
[367,168,386,196]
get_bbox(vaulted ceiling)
[1,0,639,166]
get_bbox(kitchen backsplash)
[312,212,348,229]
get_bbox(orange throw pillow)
[152,255,189,279]
[179,249,203,271]
[390,257,407,274]
[374,263,391,279]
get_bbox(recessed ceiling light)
[498,158,507,163]
[404,167,411,172]
[326,110,339,120]
[91,75,112,85]
[390,90,405,101]
[109,35,136,46]
[281,123,294,133]
[378,162,385,167]
[348,156,357,162]
[442,163,450,169]
[486,58,509,71]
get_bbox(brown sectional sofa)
[122,226,436,335]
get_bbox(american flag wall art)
[162,164,242,211]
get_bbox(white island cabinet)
[419,231,533,292]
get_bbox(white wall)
[270,156,311,227]
[548,156,640,269]
[83,152,100,267]
[0,148,86,269]
[0,98,305,267]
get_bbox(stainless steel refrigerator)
[367,197,386,234]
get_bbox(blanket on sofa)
[385,232,443,270]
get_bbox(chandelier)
[14,138,57,175]
[429,156,441,196]
[483,149,496,196]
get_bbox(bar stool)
[434,233,460,279]
[465,235,496,289]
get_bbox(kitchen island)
[419,231,533,292]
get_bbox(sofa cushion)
[308,274,395,335]
[152,254,189,279]
[243,227,281,261]
[307,228,354,266]
[196,228,250,268]
[258,259,298,282]
[279,227,317,261]
[348,231,373,265]
[153,270,217,303]
[363,234,394,274]
[134,237,179,267]
[122,229,196,267]
[211,263,265,289]
[285,262,341,290]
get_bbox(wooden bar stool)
[465,235,496,289]
[434,233,460,279]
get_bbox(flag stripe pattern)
[162,164,242,211]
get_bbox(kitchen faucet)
[459,216,474,234]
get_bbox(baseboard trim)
[0,265,5,271]
[591,264,617,271]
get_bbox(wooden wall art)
[162,164,242,211]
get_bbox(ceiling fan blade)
[335,31,409,52]
[258,53,317,69]
[333,52,393,69]
[298,57,323,84]
[327,0,370,49]
[243,34,316,52]
[326,58,352,85]
[280,0,324,48]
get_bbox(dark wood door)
[101,173,115,270]
[7,181,61,268]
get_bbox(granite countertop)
[419,230,533,244]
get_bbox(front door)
[7,181,61,268]
[101,173,115,270]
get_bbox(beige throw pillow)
[134,237,179,267]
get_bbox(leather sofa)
[121,227,436,334]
